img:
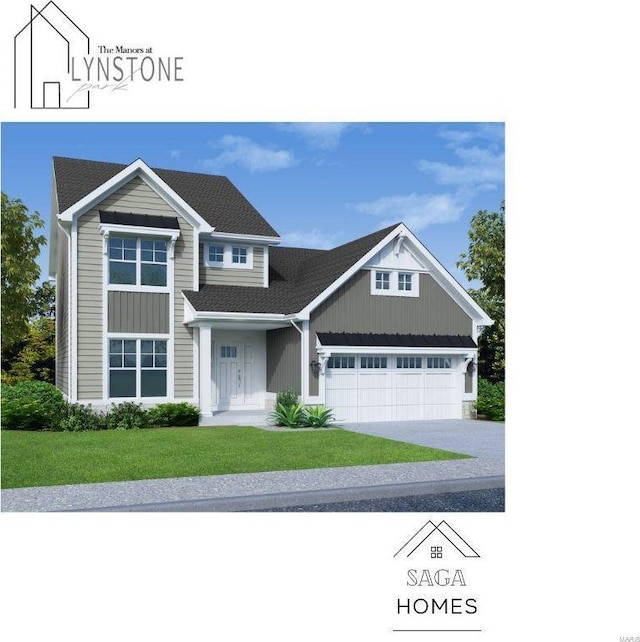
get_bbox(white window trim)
[106,336,172,401]
[101,225,179,293]
[369,269,420,297]
[203,243,254,270]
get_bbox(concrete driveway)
[340,419,504,462]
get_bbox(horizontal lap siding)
[108,292,170,333]
[266,326,301,395]
[174,217,194,398]
[77,212,103,400]
[200,245,264,287]
[308,270,473,395]
[56,227,69,395]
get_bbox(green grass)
[0,426,470,489]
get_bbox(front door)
[216,341,255,409]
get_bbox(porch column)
[199,325,213,417]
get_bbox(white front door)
[215,340,257,409]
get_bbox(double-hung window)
[208,245,224,265]
[109,339,167,398]
[232,246,248,264]
[109,236,168,287]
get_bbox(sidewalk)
[1,458,504,512]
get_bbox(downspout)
[290,319,304,402]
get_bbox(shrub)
[106,402,149,430]
[60,403,107,432]
[148,402,200,427]
[269,402,306,428]
[1,381,65,431]
[301,405,335,428]
[476,378,505,421]
[276,387,299,409]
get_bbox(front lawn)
[1,426,469,489]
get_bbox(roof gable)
[53,156,279,237]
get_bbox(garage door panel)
[325,352,463,423]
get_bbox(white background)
[1,1,639,640]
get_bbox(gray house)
[50,156,492,422]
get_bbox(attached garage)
[317,333,477,423]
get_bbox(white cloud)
[418,123,504,190]
[352,193,467,232]
[277,123,352,150]
[169,149,181,159]
[202,135,296,173]
[280,228,340,249]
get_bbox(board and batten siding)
[76,211,103,400]
[199,245,264,287]
[75,175,194,400]
[108,292,170,334]
[308,270,474,396]
[266,326,301,395]
[55,226,70,395]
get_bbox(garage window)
[397,356,423,369]
[327,356,355,369]
[361,356,387,369]
[426,357,452,369]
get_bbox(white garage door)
[325,354,460,423]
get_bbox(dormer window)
[204,243,254,269]
[208,245,224,264]
[232,247,248,264]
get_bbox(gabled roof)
[53,156,279,237]
[184,225,398,314]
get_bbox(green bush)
[148,402,200,427]
[60,403,107,432]
[276,387,299,409]
[269,402,306,428]
[106,402,149,430]
[301,405,335,428]
[1,381,65,431]
[476,378,505,421]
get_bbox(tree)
[457,201,505,382]
[1,193,47,351]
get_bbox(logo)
[394,519,480,559]
[13,1,185,110]
[392,520,482,633]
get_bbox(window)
[204,243,254,269]
[232,247,248,264]
[108,237,137,285]
[426,357,452,369]
[398,273,412,291]
[361,356,387,369]
[108,236,167,287]
[109,339,167,398]
[220,346,237,358]
[397,356,423,369]
[208,245,224,264]
[370,270,418,297]
[375,271,390,290]
[326,356,355,369]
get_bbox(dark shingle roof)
[53,156,279,237]
[316,332,476,348]
[184,224,400,314]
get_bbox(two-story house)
[50,156,492,422]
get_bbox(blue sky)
[1,122,504,286]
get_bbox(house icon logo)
[394,520,480,559]
[13,1,90,109]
